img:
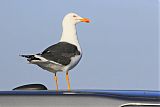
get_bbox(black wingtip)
[19,54,33,58]
[20,55,26,57]
[19,54,24,57]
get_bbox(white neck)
[60,23,81,52]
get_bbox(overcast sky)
[0,0,159,91]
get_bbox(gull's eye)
[73,15,77,17]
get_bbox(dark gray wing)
[41,42,80,66]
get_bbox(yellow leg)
[66,71,71,91]
[54,73,58,92]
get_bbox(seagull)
[20,12,90,91]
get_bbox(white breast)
[63,54,82,71]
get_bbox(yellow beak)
[80,18,90,23]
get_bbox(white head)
[60,12,90,51]
[62,12,90,26]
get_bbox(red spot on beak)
[80,18,90,23]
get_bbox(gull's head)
[62,12,90,25]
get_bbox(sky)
[0,0,159,91]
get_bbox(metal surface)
[0,90,159,107]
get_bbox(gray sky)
[0,0,159,91]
